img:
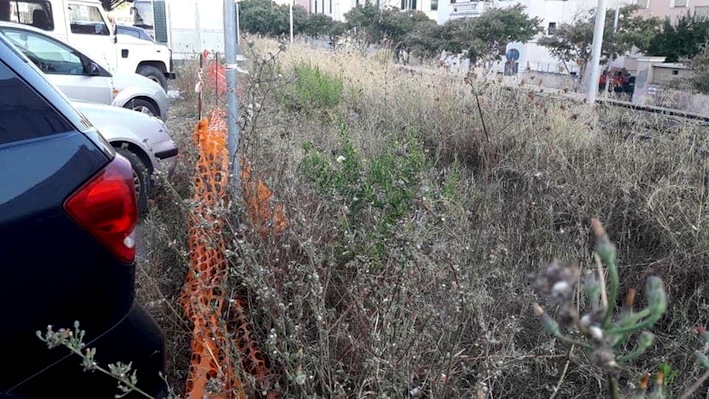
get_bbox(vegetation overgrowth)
[136,39,709,398]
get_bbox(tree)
[464,5,543,63]
[669,46,709,94]
[686,46,709,94]
[343,4,381,44]
[539,5,660,77]
[326,21,348,50]
[303,13,336,38]
[239,0,308,36]
[344,5,433,47]
[411,5,541,64]
[647,13,709,62]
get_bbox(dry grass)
[136,39,709,398]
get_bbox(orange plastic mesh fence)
[181,111,246,399]
[241,155,288,238]
[181,108,284,399]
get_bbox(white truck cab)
[0,0,174,89]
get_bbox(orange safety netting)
[203,50,227,96]
[181,108,284,399]
[241,155,289,238]
[181,110,245,399]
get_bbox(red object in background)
[208,61,227,96]
[201,49,227,96]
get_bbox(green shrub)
[301,119,427,239]
[282,62,343,111]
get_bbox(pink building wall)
[635,0,709,21]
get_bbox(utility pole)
[586,0,610,105]
[603,0,621,94]
[289,0,294,44]
[224,0,240,196]
[235,0,241,45]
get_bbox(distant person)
[599,70,608,92]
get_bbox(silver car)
[0,21,169,120]
[74,100,178,213]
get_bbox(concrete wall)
[645,88,709,115]
[651,65,692,85]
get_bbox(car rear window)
[0,59,73,144]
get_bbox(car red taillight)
[64,154,138,264]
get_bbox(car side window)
[67,3,108,36]
[1,29,85,75]
[0,59,73,145]
[0,0,54,31]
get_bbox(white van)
[0,0,175,89]
[130,0,225,62]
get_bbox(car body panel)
[0,30,165,398]
[111,69,169,120]
[73,100,178,177]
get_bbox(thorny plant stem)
[602,250,619,328]
[473,91,490,144]
[595,253,608,311]
[549,345,574,399]
[678,368,709,399]
[61,344,153,399]
[608,375,620,399]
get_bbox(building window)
[547,22,557,34]
[450,0,456,3]
[636,0,650,8]
[673,0,687,7]
[696,5,709,17]
[431,0,438,10]
[329,0,332,13]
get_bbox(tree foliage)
[240,1,541,63]
[239,0,340,39]
[404,5,542,63]
[343,4,434,45]
[687,46,709,94]
[539,6,660,70]
[647,13,709,62]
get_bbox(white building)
[304,0,357,21]
[437,0,633,75]
[300,0,438,23]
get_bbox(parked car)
[0,21,169,120]
[74,100,178,213]
[116,24,155,42]
[0,30,166,398]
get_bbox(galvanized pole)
[224,0,240,196]
[289,0,294,44]
[603,0,621,94]
[235,0,241,45]
[586,0,609,105]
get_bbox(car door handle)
[121,49,129,58]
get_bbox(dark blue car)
[0,31,166,398]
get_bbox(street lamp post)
[235,0,241,45]
[289,0,294,44]
[586,0,610,105]
[224,0,240,198]
[603,0,621,94]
